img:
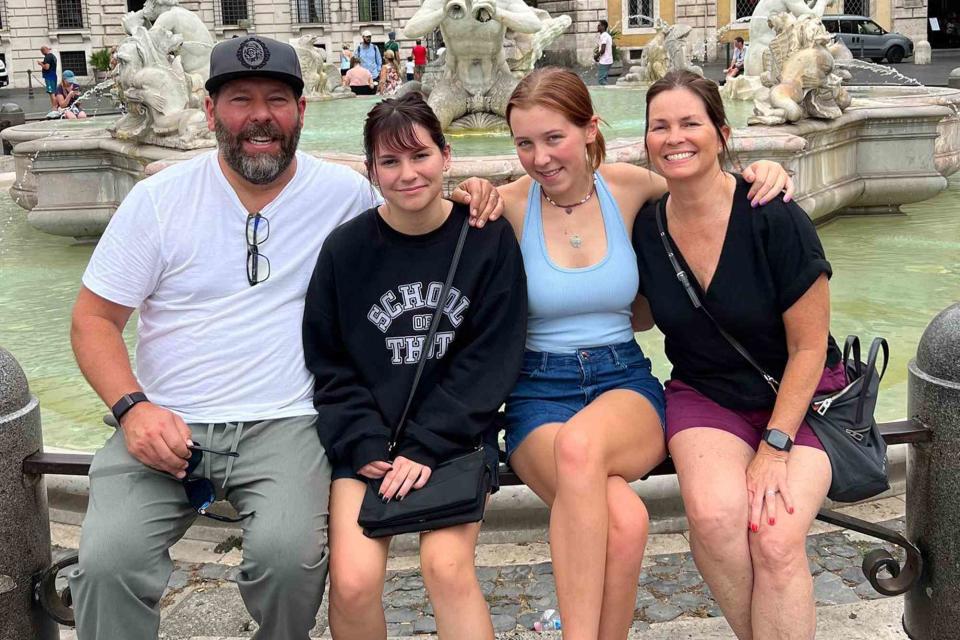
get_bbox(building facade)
[0,0,936,88]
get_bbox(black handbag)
[655,202,890,503]
[357,215,492,538]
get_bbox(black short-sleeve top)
[633,174,841,410]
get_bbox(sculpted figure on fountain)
[290,35,354,100]
[616,22,702,87]
[112,0,214,149]
[403,0,568,130]
[748,13,851,126]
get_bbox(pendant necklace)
[543,179,596,249]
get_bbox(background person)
[405,55,415,82]
[303,93,526,640]
[378,49,402,96]
[384,31,400,57]
[356,30,382,82]
[725,37,746,79]
[452,66,791,640]
[412,39,428,81]
[54,70,87,119]
[38,46,58,108]
[340,43,352,76]
[633,70,844,640]
[594,20,614,85]
[343,56,375,95]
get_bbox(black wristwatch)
[111,392,149,423]
[762,428,793,452]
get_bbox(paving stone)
[385,607,419,623]
[808,558,825,575]
[706,604,724,617]
[643,602,683,623]
[854,580,887,600]
[528,581,556,599]
[632,620,652,631]
[638,570,657,586]
[672,592,709,613]
[655,554,683,566]
[168,570,190,590]
[647,564,678,577]
[161,583,253,637]
[813,572,860,605]
[675,571,702,588]
[826,544,861,559]
[491,602,521,616]
[198,563,227,581]
[413,616,437,634]
[492,584,523,599]
[480,580,496,596]
[635,588,656,608]
[531,562,553,575]
[840,565,868,585]
[491,613,518,632]
[819,556,848,572]
[476,567,499,582]
[387,622,414,636]
[398,576,425,591]
[382,579,401,596]
[501,565,530,581]
[532,595,555,609]
[223,566,241,583]
[647,579,681,596]
[389,589,427,608]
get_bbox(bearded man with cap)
[67,35,502,639]
[355,29,382,79]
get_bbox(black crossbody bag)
[357,216,492,538]
[655,201,890,503]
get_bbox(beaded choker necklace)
[542,181,596,215]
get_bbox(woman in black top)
[632,71,846,639]
[302,94,527,640]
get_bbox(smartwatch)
[762,428,793,452]
[111,392,149,424]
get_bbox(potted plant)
[89,47,112,82]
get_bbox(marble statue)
[290,35,353,100]
[743,0,830,77]
[748,13,851,126]
[503,8,572,78]
[111,20,213,149]
[403,0,556,130]
[616,22,702,87]
[121,0,214,80]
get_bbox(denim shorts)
[503,340,666,459]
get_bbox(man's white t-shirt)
[83,150,379,423]
[598,32,614,65]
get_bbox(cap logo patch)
[237,38,270,69]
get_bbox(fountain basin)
[4,85,959,238]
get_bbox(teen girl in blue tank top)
[449,67,793,639]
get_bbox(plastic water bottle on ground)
[533,608,561,632]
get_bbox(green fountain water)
[1,172,957,451]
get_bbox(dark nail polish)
[398,494,405,502]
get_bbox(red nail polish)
[751,524,758,533]
[769,518,775,526]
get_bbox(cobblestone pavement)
[55,517,907,638]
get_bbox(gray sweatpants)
[68,414,331,640]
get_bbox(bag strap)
[856,337,889,423]
[387,215,471,457]
[843,335,862,379]
[655,200,780,394]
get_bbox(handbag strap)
[388,214,471,457]
[655,200,780,394]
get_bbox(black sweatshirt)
[303,203,527,473]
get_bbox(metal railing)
[291,0,329,24]
[46,0,86,30]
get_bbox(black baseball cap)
[205,36,304,96]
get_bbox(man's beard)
[215,117,301,185]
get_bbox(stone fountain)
[616,21,703,87]
[2,0,960,239]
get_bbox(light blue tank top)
[521,172,639,353]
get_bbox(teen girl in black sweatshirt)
[302,94,527,640]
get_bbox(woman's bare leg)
[419,520,493,640]
[749,446,830,640]
[510,390,665,640]
[327,478,391,640]
[669,428,755,639]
